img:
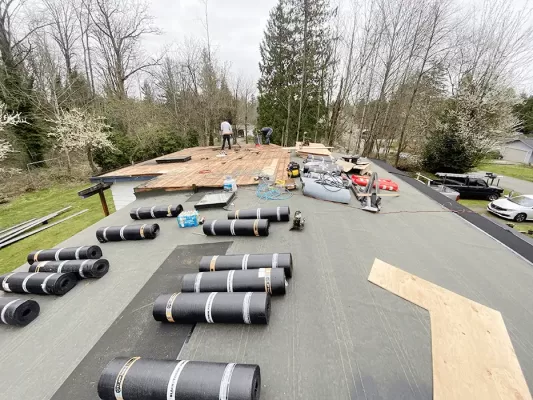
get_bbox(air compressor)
[287,161,301,178]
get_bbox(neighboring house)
[501,139,533,163]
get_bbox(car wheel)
[514,213,527,223]
[487,193,499,201]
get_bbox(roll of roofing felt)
[97,357,261,400]
[202,219,269,237]
[227,206,290,222]
[303,163,342,175]
[130,204,183,220]
[153,292,270,325]
[182,268,286,295]
[29,259,109,279]
[0,272,77,296]
[96,224,160,243]
[306,155,335,163]
[0,297,40,326]
[27,245,102,265]
[199,253,293,278]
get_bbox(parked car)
[433,173,504,201]
[487,195,533,222]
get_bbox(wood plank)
[368,259,532,400]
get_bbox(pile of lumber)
[284,142,333,157]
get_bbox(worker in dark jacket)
[260,127,273,145]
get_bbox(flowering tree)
[0,102,25,174]
[48,109,115,173]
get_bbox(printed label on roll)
[167,360,189,400]
[167,205,172,217]
[139,224,146,239]
[253,220,259,237]
[241,254,249,270]
[205,292,217,323]
[242,292,252,324]
[219,363,236,400]
[194,272,203,293]
[0,299,18,324]
[33,250,42,262]
[227,270,235,292]
[165,293,180,323]
[114,357,141,400]
[210,256,219,271]
[264,269,272,294]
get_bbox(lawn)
[0,184,115,275]
[476,162,533,182]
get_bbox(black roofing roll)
[153,292,270,325]
[202,219,269,237]
[228,206,290,222]
[306,154,335,163]
[27,245,102,265]
[199,253,293,278]
[96,224,160,243]
[29,259,109,279]
[0,297,40,326]
[97,357,261,400]
[0,272,77,296]
[130,204,183,220]
[182,268,286,295]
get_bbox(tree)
[0,102,25,170]
[514,96,533,135]
[47,108,115,173]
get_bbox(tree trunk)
[87,146,98,174]
[295,0,309,144]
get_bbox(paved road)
[478,171,533,194]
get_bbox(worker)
[261,127,273,145]
[220,118,233,150]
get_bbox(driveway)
[479,171,533,194]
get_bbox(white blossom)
[0,102,25,174]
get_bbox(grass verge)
[477,162,533,182]
[0,183,115,275]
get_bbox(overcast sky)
[145,0,278,85]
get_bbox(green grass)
[477,162,533,182]
[0,184,115,274]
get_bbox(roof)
[2,160,533,399]
[505,138,533,148]
[91,144,293,191]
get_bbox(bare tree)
[90,0,160,99]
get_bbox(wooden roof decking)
[97,144,292,192]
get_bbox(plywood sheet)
[295,142,332,156]
[368,259,532,400]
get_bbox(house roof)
[506,138,533,148]
[2,160,533,399]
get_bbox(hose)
[27,245,103,265]
[29,259,109,279]
[96,224,160,243]
[153,292,270,325]
[202,219,269,237]
[1,272,77,296]
[199,253,293,278]
[0,297,40,326]
[228,206,290,222]
[181,268,286,295]
[130,204,183,220]
[97,357,261,400]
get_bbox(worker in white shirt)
[220,118,233,150]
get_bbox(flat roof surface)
[1,161,533,399]
[95,144,292,192]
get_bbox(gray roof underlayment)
[1,162,533,399]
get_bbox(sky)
[144,0,278,85]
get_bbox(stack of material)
[96,224,160,242]
[294,142,332,157]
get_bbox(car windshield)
[508,196,533,207]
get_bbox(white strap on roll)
[22,273,38,293]
[166,360,189,400]
[276,206,281,221]
[205,292,217,323]
[1,273,14,292]
[79,259,89,278]
[194,272,203,293]
[230,220,236,236]
[226,270,235,292]
[242,292,252,324]
[210,220,217,236]
[150,206,156,218]
[218,363,237,400]
[241,254,249,270]
[119,225,127,240]
[272,253,279,268]
[40,273,57,294]
[135,208,141,220]
[1,299,19,324]
[256,208,261,219]
[74,246,82,260]
[114,357,140,400]
[57,260,68,273]
[103,227,110,242]
[55,248,64,261]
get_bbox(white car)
[487,195,533,222]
